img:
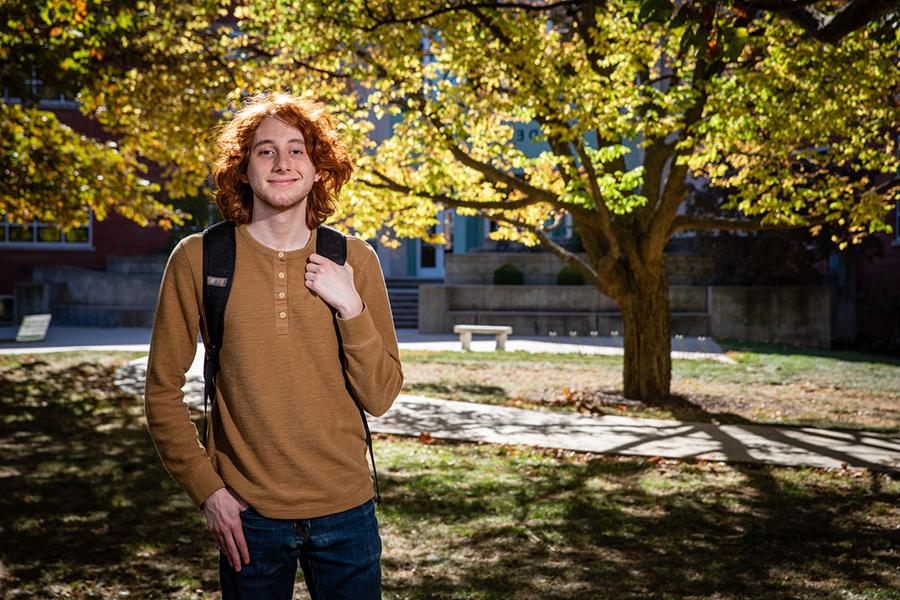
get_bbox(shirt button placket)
[275,252,288,334]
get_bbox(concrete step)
[388,284,420,329]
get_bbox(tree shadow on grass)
[1,358,897,599]
[0,359,220,598]
[377,439,900,600]
[652,392,758,426]
[719,339,900,367]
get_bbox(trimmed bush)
[557,264,585,285]
[493,262,524,285]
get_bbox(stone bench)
[453,324,513,351]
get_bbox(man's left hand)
[305,253,364,319]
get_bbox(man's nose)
[273,152,291,171]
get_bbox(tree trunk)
[619,265,672,401]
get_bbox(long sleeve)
[144,238,225,509]
[335,239,404,417]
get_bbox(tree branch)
[354,0,582,32]
[874,174,900,194]
[736,0,896,44]
[645,16,735,260]
[361,169,540,211]
[490,213,600,284]
[671,215,824,233]
[424,114,565,207]
[361,168,599,283]
[573,140,621,263]
[572,0,617,81]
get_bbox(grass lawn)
[400,340,900,432]
[0,351,898,599]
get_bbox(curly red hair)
[212,92,353,227]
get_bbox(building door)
[416,211,448,278]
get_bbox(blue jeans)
[219,498,382,599]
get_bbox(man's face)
[243,116,320,214]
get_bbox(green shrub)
[493,262,524,285]
[557,264,585,285]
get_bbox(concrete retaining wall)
[709,286,831,347]
[446,253,715,285]
[33,266,161,307]
[421,284,831,346]
[434,285,707,313]
[14,282,67,321]
[107,254,168,276]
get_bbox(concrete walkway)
[4,327,896,471]
[378,395,900,472]
[0,325,732,362]
[114,354,900,473]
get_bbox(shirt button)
[278,291,286,299]
[277,251,285,258]
[279,311,287,319]
[278,272,285,279]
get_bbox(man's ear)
[239,171,249,183]
[314,171,321,182]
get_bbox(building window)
[0,214,92,248]
[482,215,573,243]
[2,66,79,108]
[550,213,574,239]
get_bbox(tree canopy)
[6,0,899,398]
[0,0,185,229]
[6,1,897,241]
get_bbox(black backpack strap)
[318,225,381,504]
[316,224,347,266]
[201,220,236,447]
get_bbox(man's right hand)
[202,487,251,572]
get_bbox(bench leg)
[496,333,507,351]
[460,331,472,351]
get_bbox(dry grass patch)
[399,344,900,432]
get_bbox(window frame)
[894,200,900,246]
[0,214,94,250]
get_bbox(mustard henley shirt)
[144,224,404,519]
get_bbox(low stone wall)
[14,282,67,321]
[420,284,831,347]
[14,266,163,326]
[434,285,707,312]
[33,266,161,307]
[107,254,168,276]
[446,252,715,285]
[709,286,831,347]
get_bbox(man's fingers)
[222,532,242,571]
[234,525,251,565]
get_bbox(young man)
[144,92,403,599]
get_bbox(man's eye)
[258,149,273,156]
[291,149,304,155]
